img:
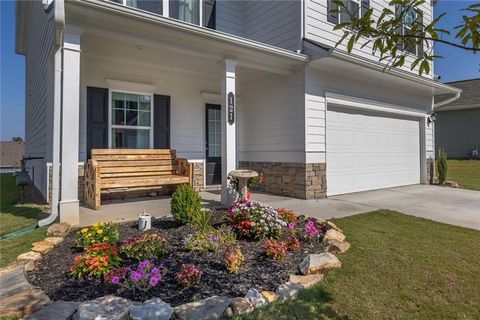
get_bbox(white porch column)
[221,59,237,206]
[59,32,81,225]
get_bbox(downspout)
[431,91,461,112]
[38,0,64,227]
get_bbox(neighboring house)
[435,78,480,159]
[15,0,460,225]
[0,141,25,173]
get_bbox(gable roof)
[0,141,25,167]
[436,78,480,111]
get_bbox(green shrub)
[171,184,202,224]
[120,232,168,261]
[437,147,448,184]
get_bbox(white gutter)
[39,0,64,227]
[73,0,309,63]
[431,92,461,112]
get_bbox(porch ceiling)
[66,0,307,77]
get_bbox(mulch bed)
[28,214,326,306]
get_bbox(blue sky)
[0,0,479,140]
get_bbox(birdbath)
[229,169,258,201]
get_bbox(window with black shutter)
[202,0,216,29]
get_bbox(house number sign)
[228,92,235,125]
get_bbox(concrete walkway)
[79,185,480,230]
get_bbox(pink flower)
[111,276,120,284]
[131,271,142,281]
[149,274,161,286]
[288,222,295,229]
[138,260,150,269]
[150,267,159,275]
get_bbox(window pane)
[138,111,150,126]
[112,129,150,149]
[340,0,359,23]
[126,110,138,126]
[127,0,163,15]
[113,109,125,125]
[125,94,138,110]
[169,0,199,24]
[139,95,151,110]
[112,92,125,109]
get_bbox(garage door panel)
[327,107,420,196]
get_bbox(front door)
[205,104,221,185]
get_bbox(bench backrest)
[90,149,178,179]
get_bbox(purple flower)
[149,274,161,286]
[111,276,120,284]
[227,211,234,218]
[288,222,295,229]
[131,271,143,281]
[150,267,159,275]
[138,260,150,269]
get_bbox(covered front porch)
[57,1,308,225]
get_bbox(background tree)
[332,0,479,76]
[11,137,23,142]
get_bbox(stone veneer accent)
[48,165,84,204]
[427,158,436,184]
[191,162,205,190]
[239,161,326,199]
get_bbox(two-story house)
[15,0,460,225]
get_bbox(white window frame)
[114,0,203,26]
[108,89,154,149]
[402,7,420,56]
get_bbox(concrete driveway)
[256,185,480,230]
[80,184,480,230]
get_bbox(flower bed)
[28,202,335,307]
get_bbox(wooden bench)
[84,149,193,209]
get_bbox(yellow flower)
[99,222,105,227]
[96,229,103,234]
[103,236,109,241]
[81,228,88,234]
[92,223,99,228]
[88,233,93,237]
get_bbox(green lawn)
[446,160,480,191]
[0,174,47,268]
[247,210,480,320]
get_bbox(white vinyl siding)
[305,0,434,77]
[24,1,56,198]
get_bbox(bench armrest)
[176,158,193,185]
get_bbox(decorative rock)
[260,291,278,303]
[229,297,254,316]
[324,229,346,242]
[223,306,234,318]
[43,237,64,246]
[0,289,50,318]
[299,253,341,275]
[46,223,70,237]
[23,260,36,272]
[174,296,230,320]
[322,238,351,254]
[130,298,173,320]
[327,221,343,233]
[26,300,79,320]
[275,282,304,301]
[31,241,54,255]
[289,273,324,289]
[17,251,42,264]
[444,180,460,188]
[314,217,327,225]
[76,295,135,320]
[245,288,268,308]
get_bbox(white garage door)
[326,106,420,196]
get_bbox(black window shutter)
[86,87,108,159]
[153,95,171,149]
[361,0,369,18]
[202,0,216,29]
[395,4,404,51]
[327,0,339,24]
[416,10,424,57]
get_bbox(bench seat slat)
[93,154,176,161]
[95,160,175,167]
[99,165,177,173]
[100,171,176,178]
[100,175,190,188]
[92,149,175,155]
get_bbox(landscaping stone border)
[0,218,351,319]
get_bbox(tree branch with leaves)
[332,0,480,76]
